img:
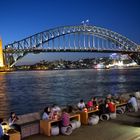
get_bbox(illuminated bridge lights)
[3,25,140,67]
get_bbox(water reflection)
[0,73,10,118]
[0,69,140,118]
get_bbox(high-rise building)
[0,38,4,67]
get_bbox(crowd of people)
[77,96,116,115]
[0,93,139,139]
[76,94,139,115]
[42,104,72,128]
[41,94,139,127]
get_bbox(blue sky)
[0,0,140,64]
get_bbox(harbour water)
[0,68,140,118]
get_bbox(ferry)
[94,64,108,69]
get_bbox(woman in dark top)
[8,112,20,132]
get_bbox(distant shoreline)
[0,69,14,73]
[1,66,140,73]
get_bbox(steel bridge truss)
[5,25,140,66]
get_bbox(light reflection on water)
[0,69,140,118]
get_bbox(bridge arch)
[5,25,140,66]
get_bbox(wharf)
[24,110,140,140]
[0,68,14,72]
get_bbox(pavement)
[24,111,140,140]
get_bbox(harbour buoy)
[61,126,72,135]
[51,126,59,136]
[100,114,110,121]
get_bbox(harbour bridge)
[2,24,140,67]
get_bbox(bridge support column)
[129,53,140,65]
[0,38,4,67]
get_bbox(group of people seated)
[42,104,61,120]
[77,93,139,115]
[42,104,72,128]
[0,93,139,139]
[0,105,72,139]
[77,96,116,115]
[77,97,99,111]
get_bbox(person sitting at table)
[98,99,110,116]
[66,105,74,113]
[77,99,85,110]
[92,97,98,108]
[0,118,9,140]
[51,104,61,113]
[107,94,112,99]
[106,99,116,113]
[60,108,73,135]
[51,104,61,119]
[8,112,20,132]
[87,99,93,110]
[60,108,71,127]
[42,107,51,120]
[127,95,138,112]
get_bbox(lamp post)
[2,122,9,133]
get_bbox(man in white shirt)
[77,99,85,110]
[128,95,138,112]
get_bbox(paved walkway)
[24,111,140,140]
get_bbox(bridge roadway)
[3,25,140,66]
[24,111,140,140]
[4,48,139,54]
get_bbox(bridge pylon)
[0,38,4,67]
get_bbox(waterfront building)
[0,38,4,67]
